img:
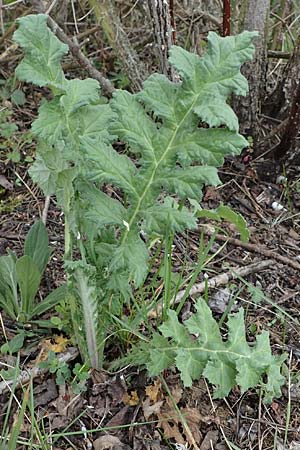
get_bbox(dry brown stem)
[90,0,148,92]
[201,225,300,270]
[0,347,79,395]
[149,259,273,317]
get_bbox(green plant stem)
[218,286,244,328]
[283,351,292,449]
[163,230,173,320]
[119,86,209,253]
[64,216,72,261]
[176,230,218,315]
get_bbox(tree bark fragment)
[147,0,176,81]
[232,0,270,147]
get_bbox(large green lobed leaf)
[13,14,68,89]
[14,15,257,288]
[125,299,286,401]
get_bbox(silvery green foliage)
[116,299,286,402]
[14,14,257,290]
[13,16,274,381]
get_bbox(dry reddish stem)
[275,79,300,159]
[223,0,231,36]
[169,0,176,44]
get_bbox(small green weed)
[0,220,66,325]
[0,189,22,213]
[0,353,51,450]
[39,352,89,393]
[0,108,33,164]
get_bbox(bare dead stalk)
[174,259,273,304]
[149,259,273,317]
[148,0,176,80]
[46,15,115,96]
[201,225,300,270]
[0,347,79,395]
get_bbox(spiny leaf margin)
[119,299,286,402]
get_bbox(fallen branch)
[174,259,273,304]
[201,225,300,270]
[0,347,79,395]
[46,16,115,96]
[268,50,290,59]
[149,259,273,317]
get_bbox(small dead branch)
[0,43,18,62]
[0,347,79,395]
[174,259,273,304]
[149,259,273,316]
[46,15,115,96]
[42,195,51,225]
[201,225,300,271]
[268,50,290,59]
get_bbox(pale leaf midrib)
[120,43,251,246]
[157,345,251,359]
[120,92,201,245]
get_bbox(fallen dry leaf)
[165,385,183,409]
[107,377,127,407]
[203,186,222,202]
[288,228,300,241]
[157,409,185,445]
[33,379,58,407]
[123,390,139,406]
[105,405,131,429]
[93,435,123,450]
[199,430,219,450]
[181,407,203,446]
[145,379,162,403]
[209,288,231,314]
[50,384,84,429]
[0,174,13,190]
[142,397,164,420]
[40,335,70,356]
[53,335,70,351]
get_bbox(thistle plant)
[12,14,286,401]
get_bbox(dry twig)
[174,259,273,304]
[149,259,273,316]
[46,15,114,96]
[201,225,300,270]
[0,347,79,395]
